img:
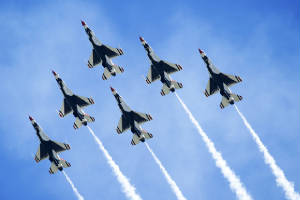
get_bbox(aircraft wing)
[116,114,131,134]
[73,95,95,108]
[51,141,71,153]
[161,61,183,75]
[103,45,124,58]
[221,73,242,87]
[58,98,72,117]
[88,49,102,68]
[204,78,220,97]
[132,111,153,125]
[34,144,49,163]
[145,65,160,84]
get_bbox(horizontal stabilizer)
[102,67,111,80]
[160,81,182,96]
[60,159,71,168]
[220,94,243,109]
[49,162,58,174]
[84,114,95,123]
[131,131,153,146]
[112,65,124,74]
[232,94,243,102]
[73,118,83,129]
[160,84,171,96]
[171,80,183,89]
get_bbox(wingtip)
[81,20,86,26]
[139,36,144,42]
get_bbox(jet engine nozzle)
[229,97,235,105]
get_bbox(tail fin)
[220,94,243,109]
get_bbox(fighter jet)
[52,70,95,129]
[29,116,71,174]
[199,49,243,109]
[139,37,183,96]
[81,20,125,80]
[110,87,153,145]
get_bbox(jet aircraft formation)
[29,20,242,174]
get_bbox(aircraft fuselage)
[57,79,86,123]
[117,99,144,140]
[205,58,234,104]
[148,54,174,91]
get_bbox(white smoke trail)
[145,143,187,200]
[175,93,252,200]
[87,126,142,200]
[234,105,300,200]
[62,171,84,200]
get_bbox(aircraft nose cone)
[81,20,86,26]
[52,70,57,76]
[29,116,34,121]
[110,86,115,92]
[139,36,144,42]
[198,49,204,54]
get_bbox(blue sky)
[0,0,299,199]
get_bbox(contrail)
[145,143,187,200]
[87,126,142,200]
[234,105,300,200]
[175,93,252,200]
[62,171,84,200]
